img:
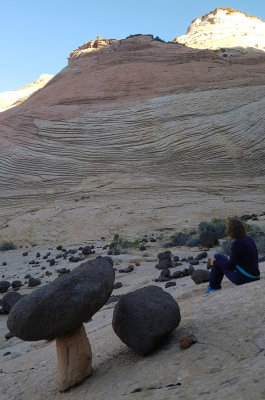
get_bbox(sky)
[0,0,264,92]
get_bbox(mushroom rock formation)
[7,256,115,391]
[112,285,181,355]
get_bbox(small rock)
[165,281,176,288]
[189,260,199,266]
[49,259,55,266]
[195,251,208,260]
[56,245,63,251]
[173,255,179,261]
[5,331,14,340]
[124,265,134,273]
[171,271,182,279]
[191,269,210,284]
[3,351,11,356]
[22,252,28,256]
[82,246,92,256]
[36,252,41,258]
[11,280,23,289]
[24,274,31,279]
[139,245,146,251]
[113,282,123,289]
[28,277,41,287]
[180,335,198,349]
[2,261,7,266]
[0,281,11,293]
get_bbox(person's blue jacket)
[214,235,260,277]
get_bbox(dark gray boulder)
[28,277,41,287]
[0,281,10,293]
[191,269,210,284]
[7,256,115,341]
[112,285,181,356]
[1,292,24,313]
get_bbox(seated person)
[205,218,260,294]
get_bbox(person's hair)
[226,218,246,239]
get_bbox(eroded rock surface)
[1,33,265,244]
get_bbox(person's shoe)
[203,286,221,295]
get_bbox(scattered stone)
[56,254,63,259]
[3,351,11,356]
[49,259,55,266]
[56,268,68,274]
[171,270,182,279]
[22,252,28,256]
[29,260,36,265]
[156,251,172,269]
[189,259,199,265]
[0,281,10,293]
[56,245,63,250]
[113,250,120,255]
[45,271,52,276]
[124,265,134,273]
[41,266,46,270]
[36,252,41,258]
[69,256,79,263]
[165,281,176,288]
[180,335,198,349]
[28,277,41,287]
[69,249,77,254]
[188,265,195,275]
[135,262,140,266]
[24,274,31,279]
[108,250,113,255]
[139,245,146,251]
[173,255,179,261]
[11,280,23,289]
[187,256,194,261]
[181,258,187,262]
[112,286,181,356]
[5,331,14,340]
[195,251,208,260]
[113,282,123,289]
[1,292,23,313]
[82,246,92,256]
[191,269,210,284]
[2,261,7,266]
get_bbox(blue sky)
[0,0,264,91]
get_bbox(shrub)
[199,220,226,239]
[0,241,16,251]
[170,232,190,246]
[186,236,199,247]
[109,234,140,253]
[154,36,165,42]
[198,231,218,248]
[221,240,232,256]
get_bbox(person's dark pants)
[210,254,259,289]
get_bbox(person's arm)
[214,241,239,270]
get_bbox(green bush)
[255,235,265,255]
[186,236,199,247]
[199,220,226,239]
[109,234,140,253]
[0,241,16,251]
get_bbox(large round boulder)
[7,256,114,341]
[112,285,181,356]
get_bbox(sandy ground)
[0,234,265,400]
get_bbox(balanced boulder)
[112,285,181,356]
[7,256,115,392]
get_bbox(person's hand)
[210,257,215,266]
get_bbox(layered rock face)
[0,74,54,112]
[0,32,265,244]
[174,8,265,52]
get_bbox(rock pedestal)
[56,324,92,392]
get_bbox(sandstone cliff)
[174,8,265,52]
[0,31,265,244]
[0,74,54,113]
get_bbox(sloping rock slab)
[112,285,181,356]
